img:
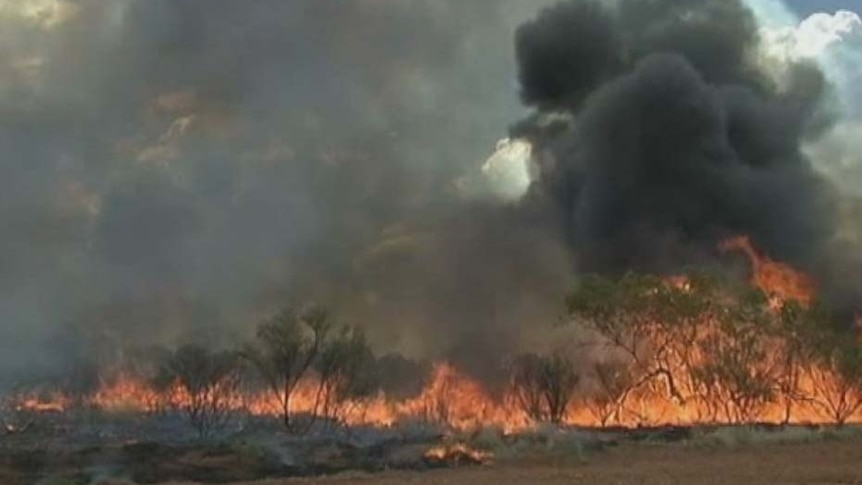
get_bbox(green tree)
[689,289,778,423]
[566,273,721,411]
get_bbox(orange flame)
[12,393,70,413]
[8,239,862,431]
[719,236,815,306]
[424,443,494,463]
[7,359,862,430]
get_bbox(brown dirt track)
[159,438,862,485]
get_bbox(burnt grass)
[0,438,485,485]
[0,412,847,485]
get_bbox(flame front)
[8,237,862,431]
[10,363,862,430]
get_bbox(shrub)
[509,351,580,424]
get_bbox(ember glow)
[424,443,494,464]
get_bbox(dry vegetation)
[6,273,862,485]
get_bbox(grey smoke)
[1,0,859,389]
[0,0,568,387]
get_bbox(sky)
[787,0,861,15]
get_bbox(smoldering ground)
[0,0,860,389]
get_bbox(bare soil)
[159,438,862,485]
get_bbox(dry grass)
[152,435,862,485]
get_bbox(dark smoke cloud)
[513,0,856,313]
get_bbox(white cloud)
[753,4,862,194]
[761,10,862,60]
[758,8,862,116]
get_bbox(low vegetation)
[8,271,862,439]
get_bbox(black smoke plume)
[513,0,858,316]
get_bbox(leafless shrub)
[508,351,580,424]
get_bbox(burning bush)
[157,345,243,438]
[508,351,580,424]
[313,325,379,426]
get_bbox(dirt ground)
[159,438,862,485]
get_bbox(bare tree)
[509,351,580,424]
[243,305,332,431]
[160,345,242,439]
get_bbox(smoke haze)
[0,0,860,387]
